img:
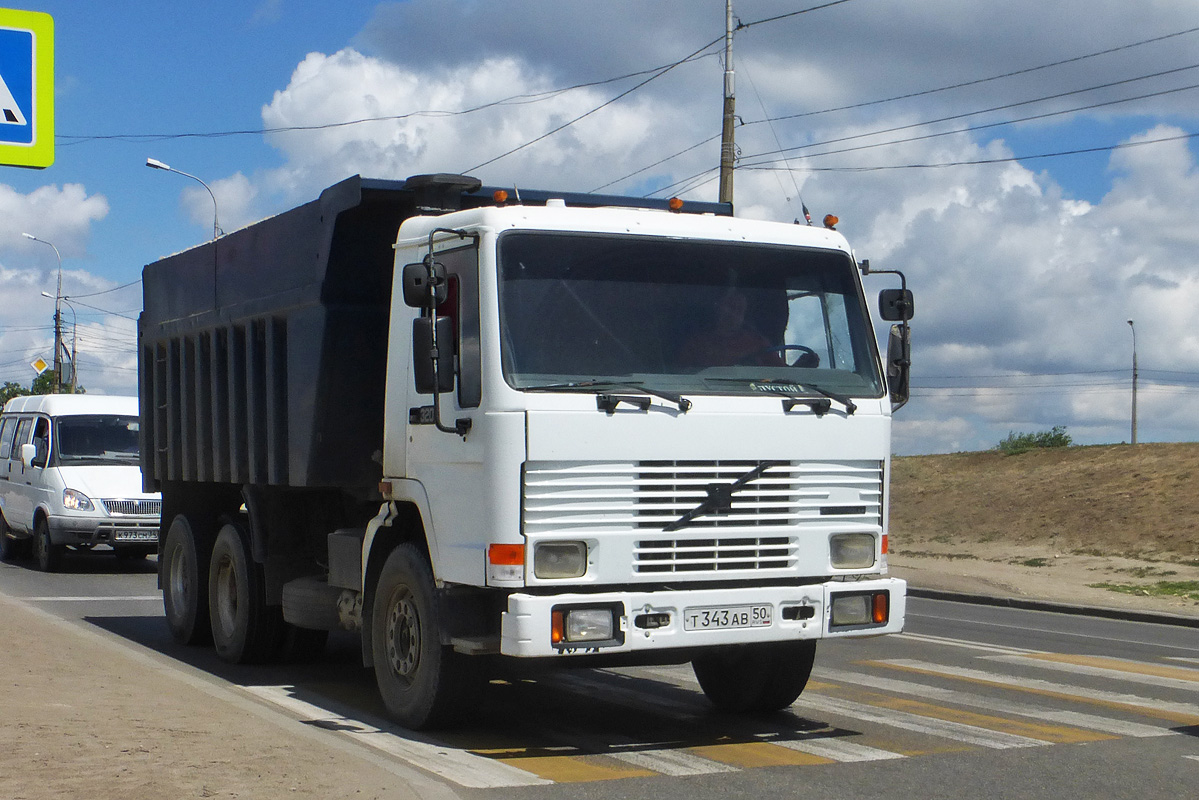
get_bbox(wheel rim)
[34,526,48,565]
[385,587,421,684]
[167,544,191,623]
[213,553,239,635]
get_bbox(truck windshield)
[497,232,884,398]
[54,415,141,465]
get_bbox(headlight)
[830,533,876,569]
[63,489,93,511]
[534,541,587,579]
[551,607,615,643]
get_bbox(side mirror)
[879,289,914,321]
[21,442,37,468]
[886,324,911,409]
[413,316,456,394]
[402,260,449,308]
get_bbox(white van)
[0,394,161,571]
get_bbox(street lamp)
[1127,319,1138,445]
[41,292,77,393]
[146,157,223,239]
[24,232,65,392]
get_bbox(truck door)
[405,241,489,582]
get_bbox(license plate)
[683,604,773,631]
[114,530,157,542]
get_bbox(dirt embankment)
[886,442,1199,616]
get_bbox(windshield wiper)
[524,380,692,413]
[707,378,857,416]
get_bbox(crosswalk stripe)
[876,659,1199,725]
[243,686,551,788]
[994,653,1199,689]
[764,734,905,762]
[825,668,1169,738]
[895,632,1044,656]
[798,694,1048,749]
[686,741,834,768]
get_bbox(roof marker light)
[823,214,839,230]
[493,189,509,204]
[668,197,684,212]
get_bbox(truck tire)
[371,544,481,729]
[162,514,212,645]
[208,521,284,664]
[33,517,61,573]
[692,640,817,713]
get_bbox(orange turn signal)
[551,610,565,644]
[488,543,525,565]
[872,592,889,624]
[881,534,889,555]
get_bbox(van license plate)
[683,604,772,631]
[114,530,157,542]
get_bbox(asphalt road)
[4,548,1199,800]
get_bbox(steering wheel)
[744,344,819,368]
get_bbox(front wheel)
[692,640,817,713]
[32,517,61,573]
[371,544,480,729]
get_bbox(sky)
[1,0,1198,455]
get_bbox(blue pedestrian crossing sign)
[0,8,53,169]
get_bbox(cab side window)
[12,417,34,465]
[31,417,50,468]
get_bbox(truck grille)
[523,460,881,533]
[101,499,163,517]
[634,535,794,573]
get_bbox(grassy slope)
[889,442,1199,559]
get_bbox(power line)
[744,24,1199,126]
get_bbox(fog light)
[534,541,587,579]
[830,533,875,569]
[830,594,871,627]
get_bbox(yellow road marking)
[871,660,1199,726]
[1023,653,1199,682]
[475,751,656,782]
[688,741,834,768]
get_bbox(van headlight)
[534,541,588,579]
[830,533,876,569]
[63,489,94,511]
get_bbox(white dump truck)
[139,174,914,729]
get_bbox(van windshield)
[496,232,884,398]
[55,415,141,466]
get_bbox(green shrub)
[997,425,1072,455]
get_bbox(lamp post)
[41,293,77,393]
[146,157,223,239]
[1127,319,1138,445]
[24,233,64,392]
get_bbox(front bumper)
[500,577,905,657]
[46,515,160,547]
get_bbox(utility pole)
[1127,319,1138,445]
[718,0,736,205]
[24,233,64,392]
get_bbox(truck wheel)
[692,640,817,713]
[32,517,61,573]
[162,515,212,645]
[371,544,480,729]
[208,521,284,664]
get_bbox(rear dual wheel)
[208,521,285,664]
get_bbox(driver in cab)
[679,286,786,368]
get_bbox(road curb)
[908,587,1199,629]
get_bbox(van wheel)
[371,544,480,729]
[162,515,213,645]
[692,640,817,713]
[33,518,61,573]
[208,521,284,664]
